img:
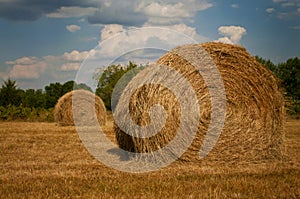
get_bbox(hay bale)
[114,42,285,164]
[54,89,106,126]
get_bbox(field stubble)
[0,117,299,198]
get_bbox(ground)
[0,118,299,198]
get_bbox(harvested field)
[0,118,299,198]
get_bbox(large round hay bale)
[54,89,106,126]
[114,42,285,164]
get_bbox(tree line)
[0,80,91,109]
[0,56,299,121]
[255,56,300,115]
[0,80,91,121]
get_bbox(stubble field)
[0,117,299,198]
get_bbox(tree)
[62,81,75,94]
[0,78,22,107]
[74,83,92,91]
[277,57,300,101]
[95,62,142,110]
[255,56,277,74]
[44,82,63,108]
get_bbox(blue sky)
[0,0,299,90]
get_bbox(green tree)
[95,62,142,110]
[0,78,22,107]
[44,82,63,108]
[255,56,277,74]
[74,83,92,91]
[277,57,300,101]
[62,81,75,94]
[21,89,46,108]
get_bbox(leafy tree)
[21,89,46,108]
[255,56,277,74]
[74,83,92,91]
[62,80,92,93]
[277,57,300,101]
[96,62,142,110]
[44,81,92,108]
[62,81,75,94]
[44,82,63,108]
[0,78,22,107]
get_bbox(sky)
[0,0,299,90]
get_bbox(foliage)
[277,57,300,101]
[0,105,54,122]
[95,62,143,110]
[256,56,300,115]
[0,78,22,107]
[0,79,91,121]
[255,56,277,74]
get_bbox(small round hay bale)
[114,42,285,164]
[54,89,106,126]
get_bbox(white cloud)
[145,23,208,42]
[215,26,247,44]
[87,0,213,26]
[142,2,190,18]
[46,6,98,18]
[98,24,206,57]
[215,37,235,45]
[10,62,47,79]
[135,0,213,25]
[266,8,276,13]
[66,25,81,33]
[64,50,93,61]
[101,24,125,41]
[231,4,239,8]
[61,63,81,71]
[5,56,38,65]
[5,56,48,79]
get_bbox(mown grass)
[0,119,299,198]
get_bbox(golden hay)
[54,89,106,126]
[114,42,285,164]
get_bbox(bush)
[0,105,54,122]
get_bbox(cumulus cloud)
[5,56,38,65]
[100,24,126,41]
[144,23,208,42]
[141,2,190,18]
[66,25,81,33]
[215,26,247,44]
[64,50,93,61]
[61,63,81,71]
[266,8,276,13]
[5,56,47,79]
[136,0,213,25]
